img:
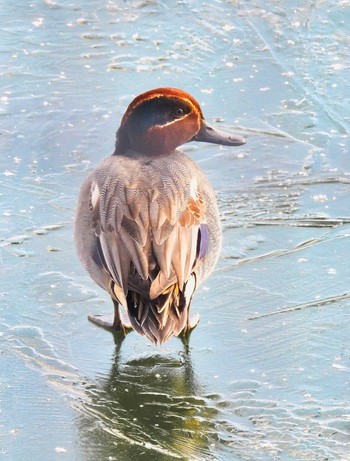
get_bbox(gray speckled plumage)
[75,150,221,344]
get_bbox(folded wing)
[90,158,207,309]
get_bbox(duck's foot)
[180,313,200,350]
[88,299,133,338]
[88,313,133,335]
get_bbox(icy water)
[1,1,350,460]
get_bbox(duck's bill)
[192,120,246,146]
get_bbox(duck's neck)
[113,124,179,157]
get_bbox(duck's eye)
[175,107,185,117]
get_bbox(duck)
[74,88,245,345]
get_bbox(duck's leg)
[88,298,133,336]
[180,313,200,350]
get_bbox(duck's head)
[114,88,245,156]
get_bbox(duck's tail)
[126,277,196,345]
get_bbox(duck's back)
[75,149,221,344]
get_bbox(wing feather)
[99,232,131,292]
[88,156,206,307]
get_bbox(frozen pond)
[1,1,350,460]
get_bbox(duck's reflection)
[77,336,217,461]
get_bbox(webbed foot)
[88,299,133,338]
[88,313,133,335]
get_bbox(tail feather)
[126,282,192,345]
